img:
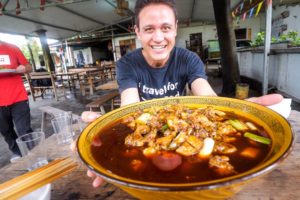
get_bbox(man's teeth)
[152,45,166,49]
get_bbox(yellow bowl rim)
[77,96,295,191]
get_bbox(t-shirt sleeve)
[13,45,29,65]
[186,51,207,86]
[116,58,138,93]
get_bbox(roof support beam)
[51,3,105,25]
[190,0,196,21]
[0,0,10,11]
[1,0,93,13]
[4,13,81,33]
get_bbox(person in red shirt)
[0,41,33,162]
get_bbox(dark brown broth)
[91,117,271,183]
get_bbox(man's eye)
[145,28,154,33]
[162,27,171,32]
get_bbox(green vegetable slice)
[244,132,271,145]
[161,124,169,133]
[228,119,248,131]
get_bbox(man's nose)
[152,30,164,42]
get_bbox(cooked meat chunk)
[209,155,236,176]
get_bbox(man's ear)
[175,20,178,37]
[134,25,141,40]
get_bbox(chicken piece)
[186,135,203,150]
[167,117,188,132]
[136,113,153,125]
[169,131,187,150]
[176,142,198,156]
[196,115,216,132]
[143,146,157,157]
[205,107,226,121]
[143,129,158,146]
[209,155,236,176]
[122,116,136,129]
[217,122,237,136]
[214,142,237,154]
[125,133,145,147]
[156,134,175,150]
[134,124,150,135]
[149,115,163,130]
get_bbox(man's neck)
[142,50,169,68]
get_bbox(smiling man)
[82,0,283,188]
[116,0,217,106]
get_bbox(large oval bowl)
[77,96,294,200]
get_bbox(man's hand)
[246,94,283,106]
[16,64,32,74]
[80,111,104,187]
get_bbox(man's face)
[135,4,177,67]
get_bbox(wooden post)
[212,0,240,96]
[36,29,55,72]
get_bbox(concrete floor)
[1,73,299,169]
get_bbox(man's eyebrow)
[142,23,173,28]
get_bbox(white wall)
[176,25,217,48]
[112,35,141,60]
[73,47,93,65]
[233,14,265,41]
[272,4,300,37]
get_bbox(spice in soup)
[91,105,271,183]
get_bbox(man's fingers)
[70,140,77,151]
[81,111,101,123]
[93,177,105,188]
[87,170,96,178]
[246,94,283,106]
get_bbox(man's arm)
[191,78,217,96]
[120,88,140,106]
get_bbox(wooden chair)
[25,72,66,101]
[79,69,107,96]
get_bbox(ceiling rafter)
[52,4,106,25]
[190,0,196,21]
[4,13,81,33]
[1,0,93,13]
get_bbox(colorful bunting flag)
[242,12,247,21]
[255,1,263,17]
[249,7,254,18]
[267,0,272,5]
[240,2,244,11]
[232,11,236,18]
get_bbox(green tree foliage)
[20,38,41,65]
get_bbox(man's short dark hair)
[134,0,177,28]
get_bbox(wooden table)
[95,80,118,90]
[1,111,300,200]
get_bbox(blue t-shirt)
[116,47,207,101]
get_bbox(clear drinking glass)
[16,131,48,171]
